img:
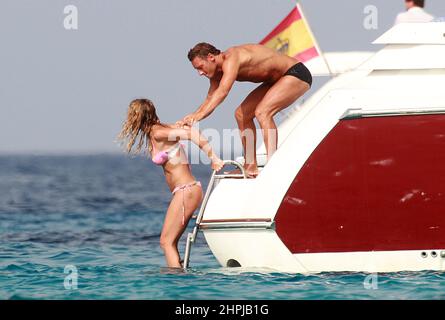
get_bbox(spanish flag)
[260,3,320,63]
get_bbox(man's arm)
[195,56,238,120]
[178,80,218,126]
[183,52,239,125]
[194,78,220,117]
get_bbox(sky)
[1,0,444,154]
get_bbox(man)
[395,0,434,24]
[179,42,312,177]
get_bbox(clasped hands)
[176,113,197,128]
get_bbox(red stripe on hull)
[275,115,445,254]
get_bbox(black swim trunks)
[283,62,312,87]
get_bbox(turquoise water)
[1,155,445,300]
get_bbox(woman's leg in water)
[159,185,203,268]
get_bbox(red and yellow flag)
[260,4,319,63]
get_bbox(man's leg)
[254,76,310,160]
[234,83,272,176]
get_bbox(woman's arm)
[153,125,224,170]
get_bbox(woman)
[118,98,224,268]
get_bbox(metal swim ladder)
[183,160,246,269]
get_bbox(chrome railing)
[183,160,246,269]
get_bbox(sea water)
[0,155,444,300]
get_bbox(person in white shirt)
[395,0,434,24]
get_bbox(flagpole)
[296,1,334,76]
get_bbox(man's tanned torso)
[213,44,299,84]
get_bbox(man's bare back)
[224,44,300,83]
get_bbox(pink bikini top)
[151,140,182,166]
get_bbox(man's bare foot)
[224,166,258,178]
[245,170,259,178]
[244,164,259,178]
[223,168,244,175]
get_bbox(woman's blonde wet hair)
[118,98,160,154]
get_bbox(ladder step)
[215,174,246,179]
